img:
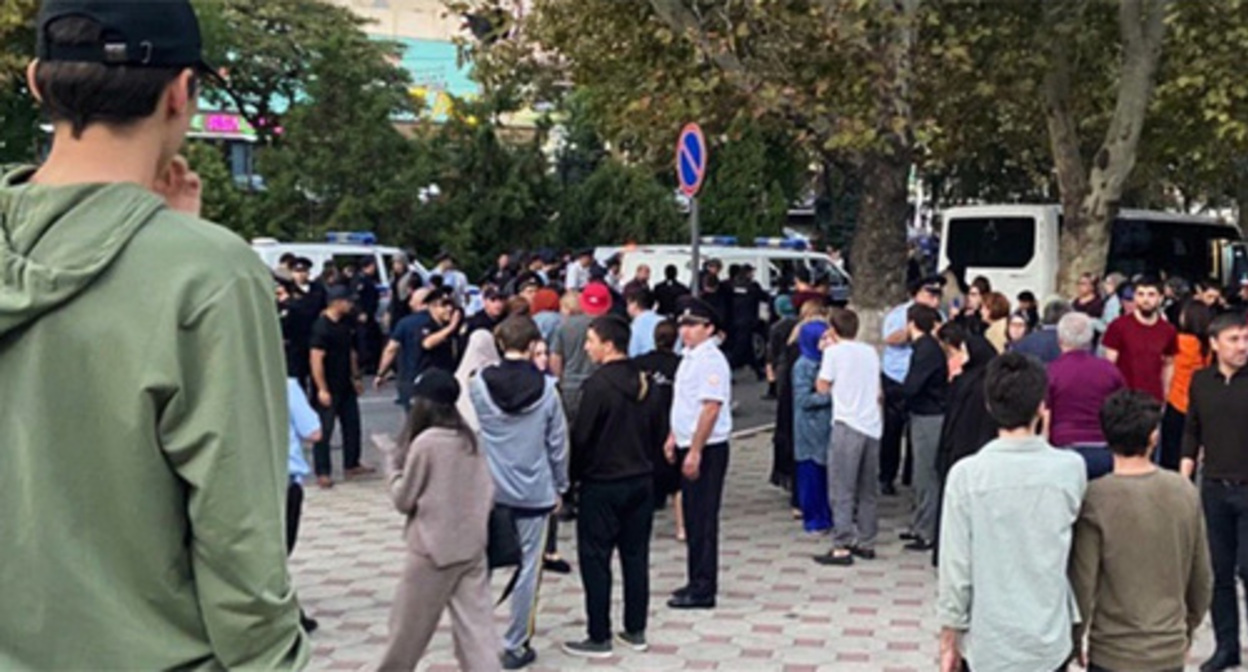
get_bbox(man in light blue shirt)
[286,378,322,633]
[880,276,944,495]
[627,287,665,358]
[937,353,1086,672]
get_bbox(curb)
[731,423,776,441]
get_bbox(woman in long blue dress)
[791,320,832,534]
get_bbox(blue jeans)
[1069,444,1113,481]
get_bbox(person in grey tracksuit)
[471,316,569,670]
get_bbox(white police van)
[601,236,851,303]
[251,232,428,316]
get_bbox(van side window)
[946,217,1036,269]
[1108,218,1237,282]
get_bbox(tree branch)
[1041,0,1090,210]
[1085,0,1169,218]
[647,0,836,146]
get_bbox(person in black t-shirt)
[352,258,383,375]
[309,285,372,488]
[459,287,506,354]
[654,265,691,319]
[634,319,683,525]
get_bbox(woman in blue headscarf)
[791,320,832,534]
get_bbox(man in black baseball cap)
[0,2,308,669]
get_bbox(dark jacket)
[903,334,949,416]
[730,279,766,327]
[354,273,380,320]
[1010,327,1061,365]
[937,335,999,477]
[635,350,681,496]
[571,359,657,483]
[654,279,690,318]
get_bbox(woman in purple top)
[1046,312,1126,479]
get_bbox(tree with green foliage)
[452,0,919,309]
[192,0,412,145]
[699,120,803,242]
[190,0,421,246]
[0,0,37,166]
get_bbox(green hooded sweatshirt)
[0,167,309,670]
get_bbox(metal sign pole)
[690,197,700,298]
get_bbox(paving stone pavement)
[293,432,1220,671]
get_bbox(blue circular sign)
[676,123,707,197]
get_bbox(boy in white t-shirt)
[813,308,883,566]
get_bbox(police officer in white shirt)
[664,296,733,610]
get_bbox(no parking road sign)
[676,123,707,197]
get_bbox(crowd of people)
[9,2,1248,670]
[270,243,758,667]
[758,265,1248,671]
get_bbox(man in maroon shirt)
[1102,276,1177,402]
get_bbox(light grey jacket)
[388,427,494,568]
[937,435,1087,672]
[470,373,569,510]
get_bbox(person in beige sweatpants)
[376,370,501,672]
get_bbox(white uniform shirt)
[671,338,733,448]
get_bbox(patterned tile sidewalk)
[293,432,1218,671]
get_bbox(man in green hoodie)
[0,1,308,669]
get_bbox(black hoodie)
[481,359,546,413]
[571,359,659,482]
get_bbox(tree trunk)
[849,0,918,312]
[851,151,910,313]
[1047,0,1170,295]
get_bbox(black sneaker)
[299,613,319,634]
[502,646,537,670]
[904,538,934,552]
[899,530,920,541]
[561,639,612,659]
[813,550,854,566]
[615,631,648,652]
[543,556,572,574]
[849,546,876,560]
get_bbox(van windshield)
[945,217,1036,269]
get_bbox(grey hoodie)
[470,359,569,510]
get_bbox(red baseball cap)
[580,282,612,317]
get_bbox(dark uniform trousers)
[880,376,908,486]
[678,442,730,599]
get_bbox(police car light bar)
[700,235,739,246]
[326,231,377,245]
[755,237,808,250]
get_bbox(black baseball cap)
[326,285,355,303]
[37,0,217,77]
